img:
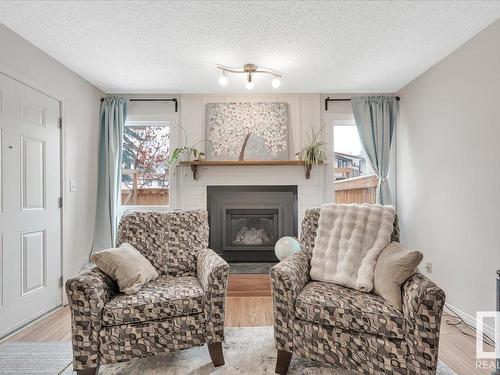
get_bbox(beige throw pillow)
[373,242,423,311]
[91,243,159,294]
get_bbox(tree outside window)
[121,123,170,206]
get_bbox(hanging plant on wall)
[296,124,326,178]
[168,125,208,167]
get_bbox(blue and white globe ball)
[274,236,301,261]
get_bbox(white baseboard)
[445,303,496,341]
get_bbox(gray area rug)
[0,342,72,374]
[229,263,276,274]
[0,327,456,375]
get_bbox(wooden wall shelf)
[178,160,323,180]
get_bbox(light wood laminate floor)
[4,274,492,375]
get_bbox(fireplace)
[208,186,297,262]
[224,208,278,250]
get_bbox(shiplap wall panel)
[176,164,328,228]
[176,93,326,230]
[180,94,320,157]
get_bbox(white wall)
[179,94,321,157]
[119,94,180,123]
[171,94,322,210]
[397,19,500,319]
[175,163,329,228]
[0,24,103,280]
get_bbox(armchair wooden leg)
[77,367,98,375]
[207,342,225,367]
[275,349,292,375]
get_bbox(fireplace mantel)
[179,160,324,180]
[174,158,329,229]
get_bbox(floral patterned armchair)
[270,208,446,375]
[66,210,229,375]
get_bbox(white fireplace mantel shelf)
[179,160,325,180]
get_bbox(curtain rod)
[100,97,178,112]
[324,96,400,111]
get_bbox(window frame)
[328,117,397,206]
[119,120,172,213]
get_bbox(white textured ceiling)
[1,1,500,93]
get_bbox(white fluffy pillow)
[91,243,159,294]
[310,203,395,292]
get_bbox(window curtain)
[93,97,129,251]
[351,96,399,205]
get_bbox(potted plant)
[296,124,326,178]
[168,146,205,164]
[167,126,211,180]
[168,126,208,166]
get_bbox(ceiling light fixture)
[217,63,282,89]
[271,76,281,88]
[245,73,254,90]
[218,70,228,86]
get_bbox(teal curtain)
[351,96,399,205]
[93,97,128,251]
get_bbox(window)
[337,159,348,168]
[121,121,170,206]
[333,122,377,204]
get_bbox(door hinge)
[59,117,63,129]
[59,276,64,287]
[58,197,63,208]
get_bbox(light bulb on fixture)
[245,73,254,90]
[271,76,281,88]
[216,64,282,89]
[218,71,228,86]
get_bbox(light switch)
[70,179,77,192]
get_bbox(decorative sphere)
[274,236,301,261]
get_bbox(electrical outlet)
[70,179,77,192]
[425,262,432,274]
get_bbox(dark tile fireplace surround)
[207,186,298,263]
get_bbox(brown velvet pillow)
[373,242,423,311]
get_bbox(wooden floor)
[4,274,491,375]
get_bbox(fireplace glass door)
[223,208,279,251]
[207,185,297,262]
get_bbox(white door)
[0,72,62,337]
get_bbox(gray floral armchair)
[66,210,229,374]
[271,208,446,375]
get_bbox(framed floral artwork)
[205,102,289,161]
